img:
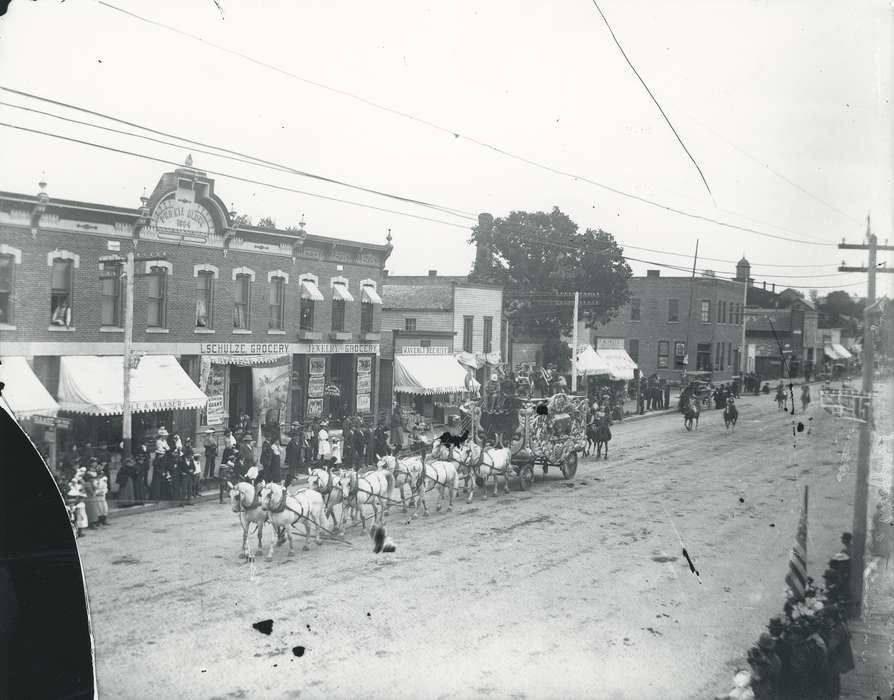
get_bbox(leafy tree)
[808,289,819,307]
[818,290,863,334]
[469,207,632,339]
[232,213,252,227]
[541,337,572,373]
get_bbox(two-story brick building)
[579,269,747,383]
[0,163,391,459]
[378,271,503,424]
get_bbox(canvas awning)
[597,348,638,381]
[576,345,612,376]
[361,285,383,305]
[393,354,469,395]
[824,345,841,360]
[0,356,60,419]
[331,283,355,302]
[58,355,208,416]
[831,343,852,360]
[300,279,324,301]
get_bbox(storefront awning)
[300,279,324,301]
[831,343,852,360]
[824,345,841,360]
[576,345,612,376]
[597,348,638,381]
[361,285,383,305]
[0,356,60,419]
[394,354,469,395]
[331,283,355,302]
[58,355,208,416]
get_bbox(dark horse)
[682,397,700,432]
[723,397,739,431]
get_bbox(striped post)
[785,485,809,600]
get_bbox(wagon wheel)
[518,462,534,491]
[561,451,578,479]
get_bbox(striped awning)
[300,279,324,301]
[831,343,852,360]
[394,354,468,395]
[361,285,383,305]
[0,356,60,419]
[331,282,355,302]
[58,355,208,415]
[824,345,841,360]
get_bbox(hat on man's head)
[157,426,169,437]
[205,427,215,433]
[242,434,253,442]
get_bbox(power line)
[617,242,839,269]
[588,0,713,201]
[0,90,473,220]
[94,1,838,249]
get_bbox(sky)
[0,0,892,299]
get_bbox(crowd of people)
[636,375,672,414]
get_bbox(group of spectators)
[636,375,671,414]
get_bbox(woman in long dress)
[116,456,136,506]
[317,423,332,464]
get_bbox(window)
[50,259,73,326]
[631,298,641,321]
[420,339,431,348]
[728,342,733,366]
[700,300,711,323]
[483,316,493,354]
[100,263,123,326]
[195,271,214,328]
[696,343,711,371]
[716,343,723,371]
[0,255,13,324]
[300,298,315,331]
[331,298,346,331]
[668,299,679,322]
[628,339,639,363]
[717,301,724,324]
[269,277,285,330]
[463,316,473,353]
[404,318,417,332]
[360,302,373,333]
[657,340,669,369]
[147,266,167,328]
[674,341,687,369]
[233,274,251,329]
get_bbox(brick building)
[579,269,747,382]
[378,271,503,424]
[0,163,391,460]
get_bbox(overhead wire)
[93,1,839,249]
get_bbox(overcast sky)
[1,0,891,298]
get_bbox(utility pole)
[739,276,749,376]
[838,216,894,618]
[683,240,700,380]
[571,291,580,394]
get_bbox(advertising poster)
[357,356,372,374]
[356,394,370,414]
[252,362,291,429]
[356,373,371,393]
[306,398,323,418]
[308,375,325,398]
[309,357,326,376]
[200,359,226,426]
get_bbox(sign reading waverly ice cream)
[153,199,215,242]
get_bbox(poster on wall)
[206,396,225,425]
[306,398,323,418]
[308,375,325,398]
[356,394,370,413]
[200,359,227,426]
[356,373,371,393]
[251,362,291,431]
[357,356,372,374]
[309,357,326,376]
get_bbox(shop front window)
[50,258,73,326]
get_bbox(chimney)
[472,213,495,281]
[772,283,776,293]
[763,281,767,290]
[428,269,437,277]
[646,269,660,278]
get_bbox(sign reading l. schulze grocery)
[200,343,290,355]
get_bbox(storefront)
[0,356,64,470]
[393,348,469,426]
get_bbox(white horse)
[259,482,324,560]
[458,442,512,503]
[407,456,459,518]
[336,469,394,532]
[376,454,418,513]
[430,440,470,493]
[307,467,346,532]
[228,480,277,560]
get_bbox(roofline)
[392,330,457,338]
[382,306,454,312]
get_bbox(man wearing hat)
[83,459,101,529]
[390,402,404,452]
[285,422,305,485]
[238,433,256,474]
[203,428,218,480]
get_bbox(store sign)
[299,343,380,355]
[357,374,371,393]
[206,396,225,425]
[153,199,215,241]
[309,357,326,376]
[200,343,289,356]
[356,394,370,413]
[596,338,625,350]
[306,398,323,418]
[308,376,325,398]
[399,346,449,355]
[31,415,71,430]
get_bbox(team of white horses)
[227,438,515,561]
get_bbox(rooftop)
[382,283,454,311]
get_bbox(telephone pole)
[838,215,894,618]
[571,291,580,393]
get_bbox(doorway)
[328,355,354,420]
[228,365,254,429]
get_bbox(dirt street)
[77,387,887,699]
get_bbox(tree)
[808,289,819,307]
[469,207,632,339]
[818,290,863,334]
[541,337,572,373]
[232,213,252,227]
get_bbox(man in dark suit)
[285,423,304,484]
[259,433,273,483]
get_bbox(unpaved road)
[77,385,890,699]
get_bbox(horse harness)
[234,484,261,513]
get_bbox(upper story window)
[269,276,285,331]
[405,318,417,332]
[100,262,123,327]
[147,265,168,328]
[360,280,380,334]
[330,278,353,333]
[195,271,215,328]
[233,274,252,329]
[700,300,711,323]
[657,340,669,369]
[483,316,493,354]
[360,301,373,333]
[331,298,346,331]
[420,339,431,348]
[299,274,323,332]
[630,298,641,321]
[668,299,679,323]
[463,316,473,353]
[0,254,15,324]
[50,258,74,327]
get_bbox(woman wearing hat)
[317,422,332,464]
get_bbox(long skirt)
[118,476,135,505]
[96,496,109,517]
[84,496,100,524]
[73,502,88,529]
